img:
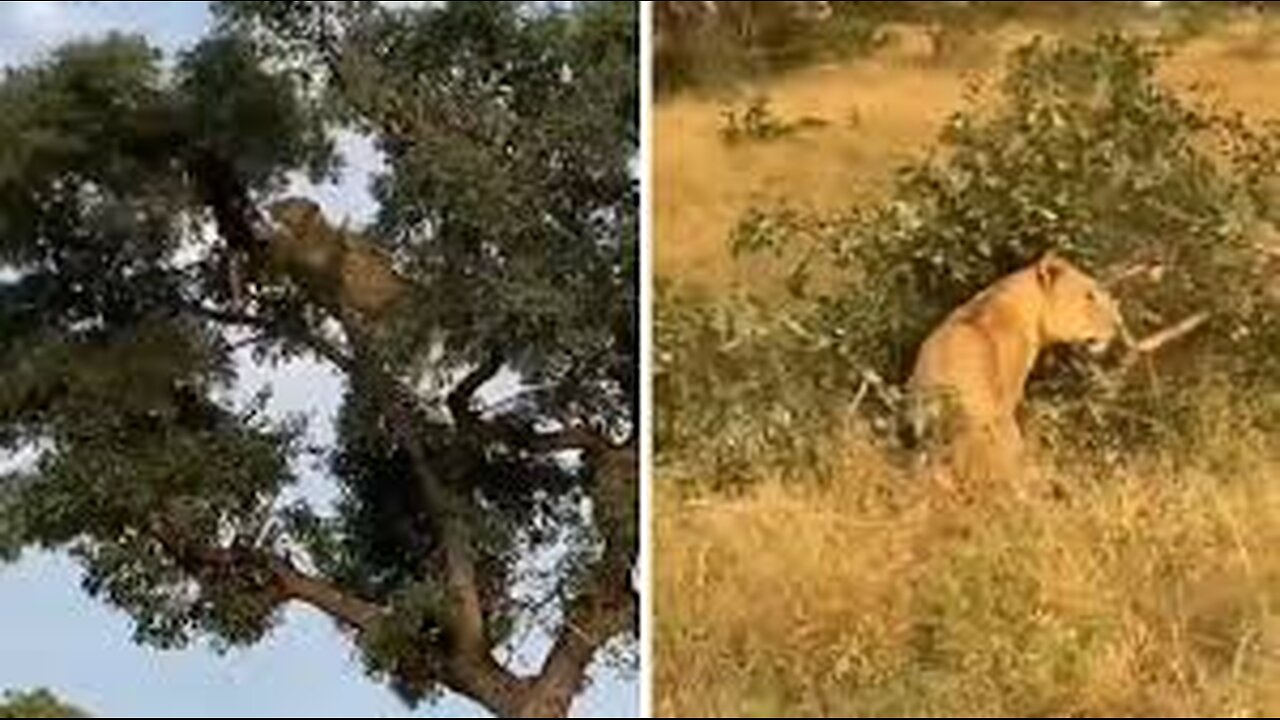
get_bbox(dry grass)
[655,20,1280,291]
[655,418,1280,717]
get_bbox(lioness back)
[904,252,1120,486]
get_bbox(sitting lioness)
[906,251,1121,490]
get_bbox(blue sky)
[0,3,636,717]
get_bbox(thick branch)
[520,582,634,717]
[149,522,381,630]
[385,395,489,653]
[267,556,382,629]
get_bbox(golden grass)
[655,422,1280,717]
[654,21,1280,291]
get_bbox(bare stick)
[1106,261,1165,288]
[1119,311,1211,372]
[1132,311,1211,354]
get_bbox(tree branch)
[266,555,383,629]
[521,580,634,717]
[187,149,265,257]
[181,302,357,375]
[447,346,505,428]
[385,394,489,653]
[148,521,381,630]
[1104,260,1165,288]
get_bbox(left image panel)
[0,2,639,718]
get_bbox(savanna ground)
[655,5,1280,717]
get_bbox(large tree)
[0,2,637,717]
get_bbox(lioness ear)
[1036,251,1064,288]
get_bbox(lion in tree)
[256,197,407,324]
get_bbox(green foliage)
[843,35,1258,355]
[0,32,319,648]
[658,34,1280,484]
[4,322,300,649]
[655,279,866,489]
[358,581,449,704]
[0,689,89,718]
[176,35,337,188]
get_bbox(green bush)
[654,281,853,488]
[655,2,886,94]
[657,34,1280,483]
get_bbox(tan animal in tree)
[262,197,408,323]
[906,251,1122,490]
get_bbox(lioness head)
[1036,251,1120,353]
[262,196,343,274]
[265,197,323,234]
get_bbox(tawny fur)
[907,252,1121,490]
[264,197,407,321]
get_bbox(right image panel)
[652,3,1280,716]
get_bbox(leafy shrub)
[654,281,856,489]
